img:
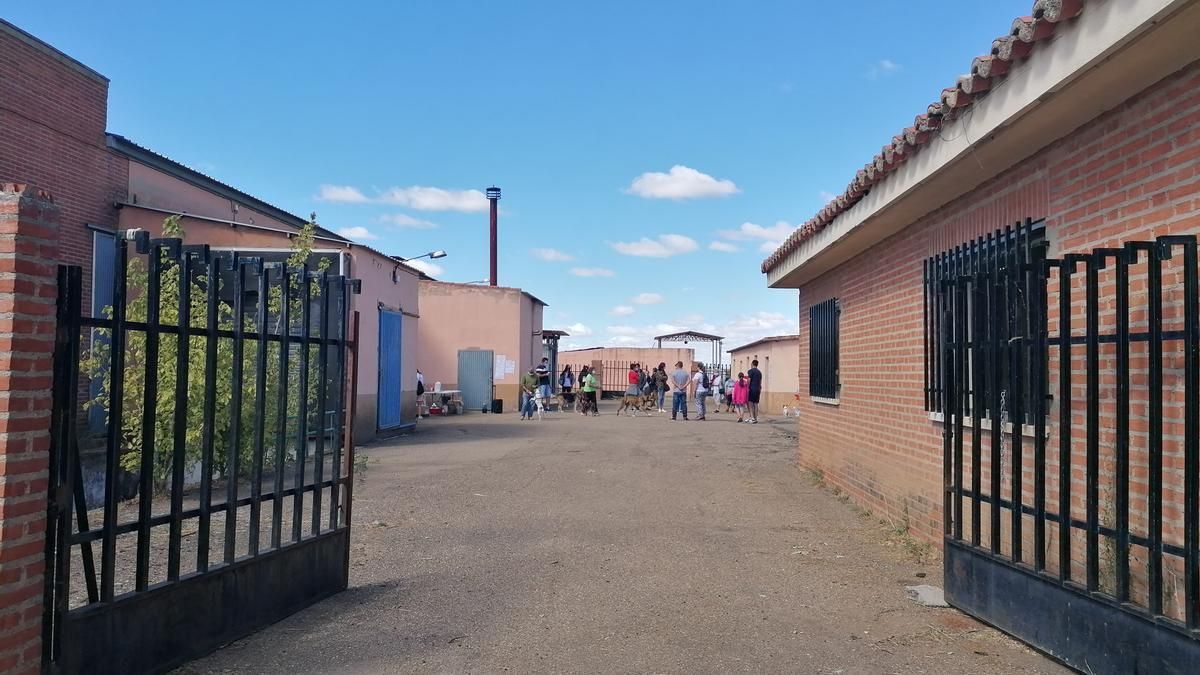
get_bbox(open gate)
[43,231,361,674]
[931,220,1200,672]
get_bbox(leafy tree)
[84,215,333,493]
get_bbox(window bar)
[1085,252,1102,592]
[248,260,269,556]
[196,252,222,572]
[292,269,313,543]
[954,267,967,541]
[989,230,1004,554]
[971,237,986,547]
[1110,245,1132,602]
[1032,239,1049,573]
[271,266,292,550]
[1059,255,1084,583]
[924,258,931,411]
[933,252,944,413]
[1135,240,1164,614]
[329,279,347,530]
[167,245,198,581]
[225,258,251,563]
[1010,223,1025,564]
[311,273,332,536]
[135,240,167,592]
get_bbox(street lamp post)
[392,250,447,281]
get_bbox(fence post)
[0,184,60,674]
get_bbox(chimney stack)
[486,186,501,286]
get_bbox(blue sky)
[9,1,1027,351]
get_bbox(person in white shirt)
[692,364,709,420]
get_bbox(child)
[733,372,750,423]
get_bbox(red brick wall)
[0,184,60,674]
[795,60,1200,555]
[0,22,127,308]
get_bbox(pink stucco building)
[416,280,546,413]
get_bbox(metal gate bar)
[43,229,362,674]
[936,224,1200,672]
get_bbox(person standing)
[723,375,735,413]
[582,366,600,416]
[747,359,763,424]
[692,363,709,420]
[520,367,538,420]
[670,361,690,421]
[655,362,668,413]
[733,372,750,422]
[559,365,575,410]
[711,369,724,413]
[535,357,552,406]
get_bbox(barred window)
[809,298,840,399]
[922,219,1046,422]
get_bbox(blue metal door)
[377,309,403,429]
[456,349,493,412]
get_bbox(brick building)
[765,4,1200,657]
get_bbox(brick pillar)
[0,184,60,674]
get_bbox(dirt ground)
[181,402,1064,674]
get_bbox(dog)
[616,387,653,416]
[532,397,545,420]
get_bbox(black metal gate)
[933,221,1200,673]
[43,230,361,674]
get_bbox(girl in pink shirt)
[732,372,750,423]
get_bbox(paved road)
[183,404,1062,674]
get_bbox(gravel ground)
[180,403,1065,674]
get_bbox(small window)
[809,298,840,399]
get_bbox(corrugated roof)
[107,133,347,243]
[761,0,1085,274]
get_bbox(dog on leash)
[616,388,653,416]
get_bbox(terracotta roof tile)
[761,0,1087,274]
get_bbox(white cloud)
[626,165,740,200]
[335,226,377,240]
[610,305,635,316]
[612,234,698,258]
[377,213,439,229]
[377,186,489,212]
[565,322,593,337]
[631,292,664,305]
[405,259,444,277]
[718,221,794,254]
[532,248,574,262]
[570,267,615,278]
[606,325,639,336]
[317,185,370,203]
[316,184,489,212]
[867,59,902,80]
[709,241,739,253]
[819,191,838,204]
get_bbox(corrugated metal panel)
[377,309,403,429]
[457,349,493,412]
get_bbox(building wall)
[121,161,422,441]
[417,280,529,411]
[0,20,127,310]
[729,338,800,414]
[794,61,1200,547]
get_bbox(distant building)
[416,280,546,413]
[727,335,799,414]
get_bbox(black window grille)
[809,298,840,399]
[923,218,1046,422]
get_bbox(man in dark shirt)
[747,359,763,424]
[535,357,552,405]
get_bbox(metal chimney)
[486,186,501,286]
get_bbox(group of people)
[550,359,764,423]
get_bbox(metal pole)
[487,186,501,286]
